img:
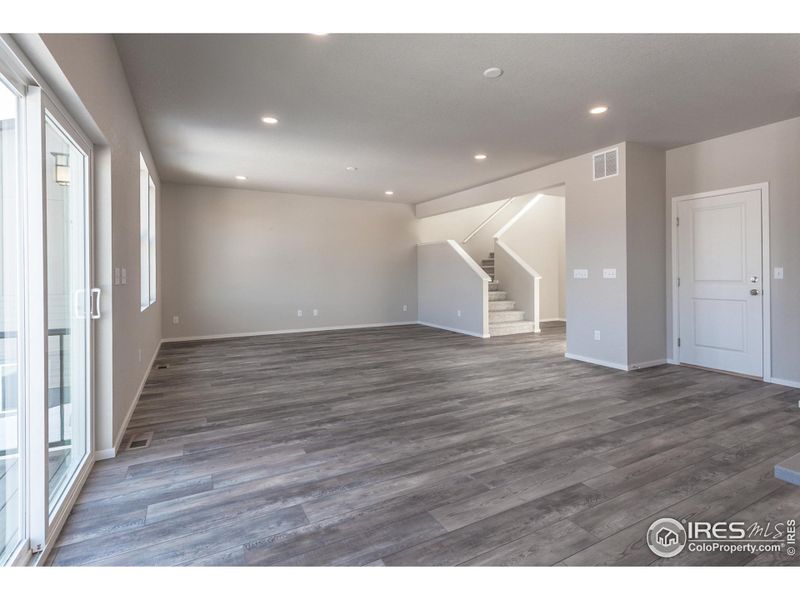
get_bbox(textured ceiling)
[113,34,800,203]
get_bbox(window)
[0,73,22,565]
[140,154,156,310]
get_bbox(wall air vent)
[593,147,619,181]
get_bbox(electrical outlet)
[297,309,303,317]
[774,267,784,280]
[594,330,601,341]
[172,315,180,324]
[457,309,462,318]
[402,304,408,312]
[603,268,617,279]
[313,308,319,317]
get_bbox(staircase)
[482,252,536,336]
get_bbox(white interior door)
[677,189,763,377]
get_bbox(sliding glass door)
[44,112,91,515]
[0,72,22,564]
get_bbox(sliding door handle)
[90,288,101,319]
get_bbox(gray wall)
[417,241,489,337]
[417,144,632,368]
[19,34,163,452]
[666,116,800,384]
[626,143,667,367]
[161,183,418,339]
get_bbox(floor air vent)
[126,431,153,450]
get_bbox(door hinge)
[677,277,680,287]
[676,216,680,227]
[677,337,681,347]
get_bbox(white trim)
[493,194,543,239]
[93,447,116,461]
[161,322,419,344]
[539,318,566,323]
[565,352,629,371]
[95,339,163,460]
[494,239,541,280]
[462,197,515,244]
[670,182,771,382]
[765,377,800,390]
[416,240,492,282]
[32,453,94,566]
[629,359,668,370]
[418,321,489,339]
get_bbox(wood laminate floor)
[47,323,800,566]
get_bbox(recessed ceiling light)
[589,105,608,115]
[483,67,503,79]
[474,154,488,160]
[384,190,394,196]
[235,175,247,181]
[346,166,358,171]
[261,116,279,125]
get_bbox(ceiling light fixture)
[235,175,247,181]
[474,154,487,161]
[310,33,329,36]
[483,67,503,79]
[589,105,608,115]
[346,166,358,171]
[384,190,394,196]
[261,116,279,125]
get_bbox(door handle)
[750,289,761,296]
[90,288,101,319]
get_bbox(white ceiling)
[113,34,800,204]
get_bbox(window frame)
[139,154,156,311]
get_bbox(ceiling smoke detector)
[483,67,503,79]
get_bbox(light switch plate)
[774,267,784,280]
[297,309,303,317]
[172,315,179,324]
[594,330,601,341]
[121,267,127,285]
[313,309,319,317]
[573,269,589,279]
[403,304,408,312]
[114,267,120,285]
[603,268,617,279]
[457,309,462,317]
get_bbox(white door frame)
[670,182,771,381]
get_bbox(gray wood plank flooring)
[46,323,800,566]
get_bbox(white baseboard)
[766,376,800,389]
[629,359,668,370]
[565,352,629,371]
[539,318,566,323]
[418,321,489,338]
[666,358,680,365]
[94,447,116,461]
[161,321,418,343]
[96,339,163,461]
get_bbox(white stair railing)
[493,240,541,333]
